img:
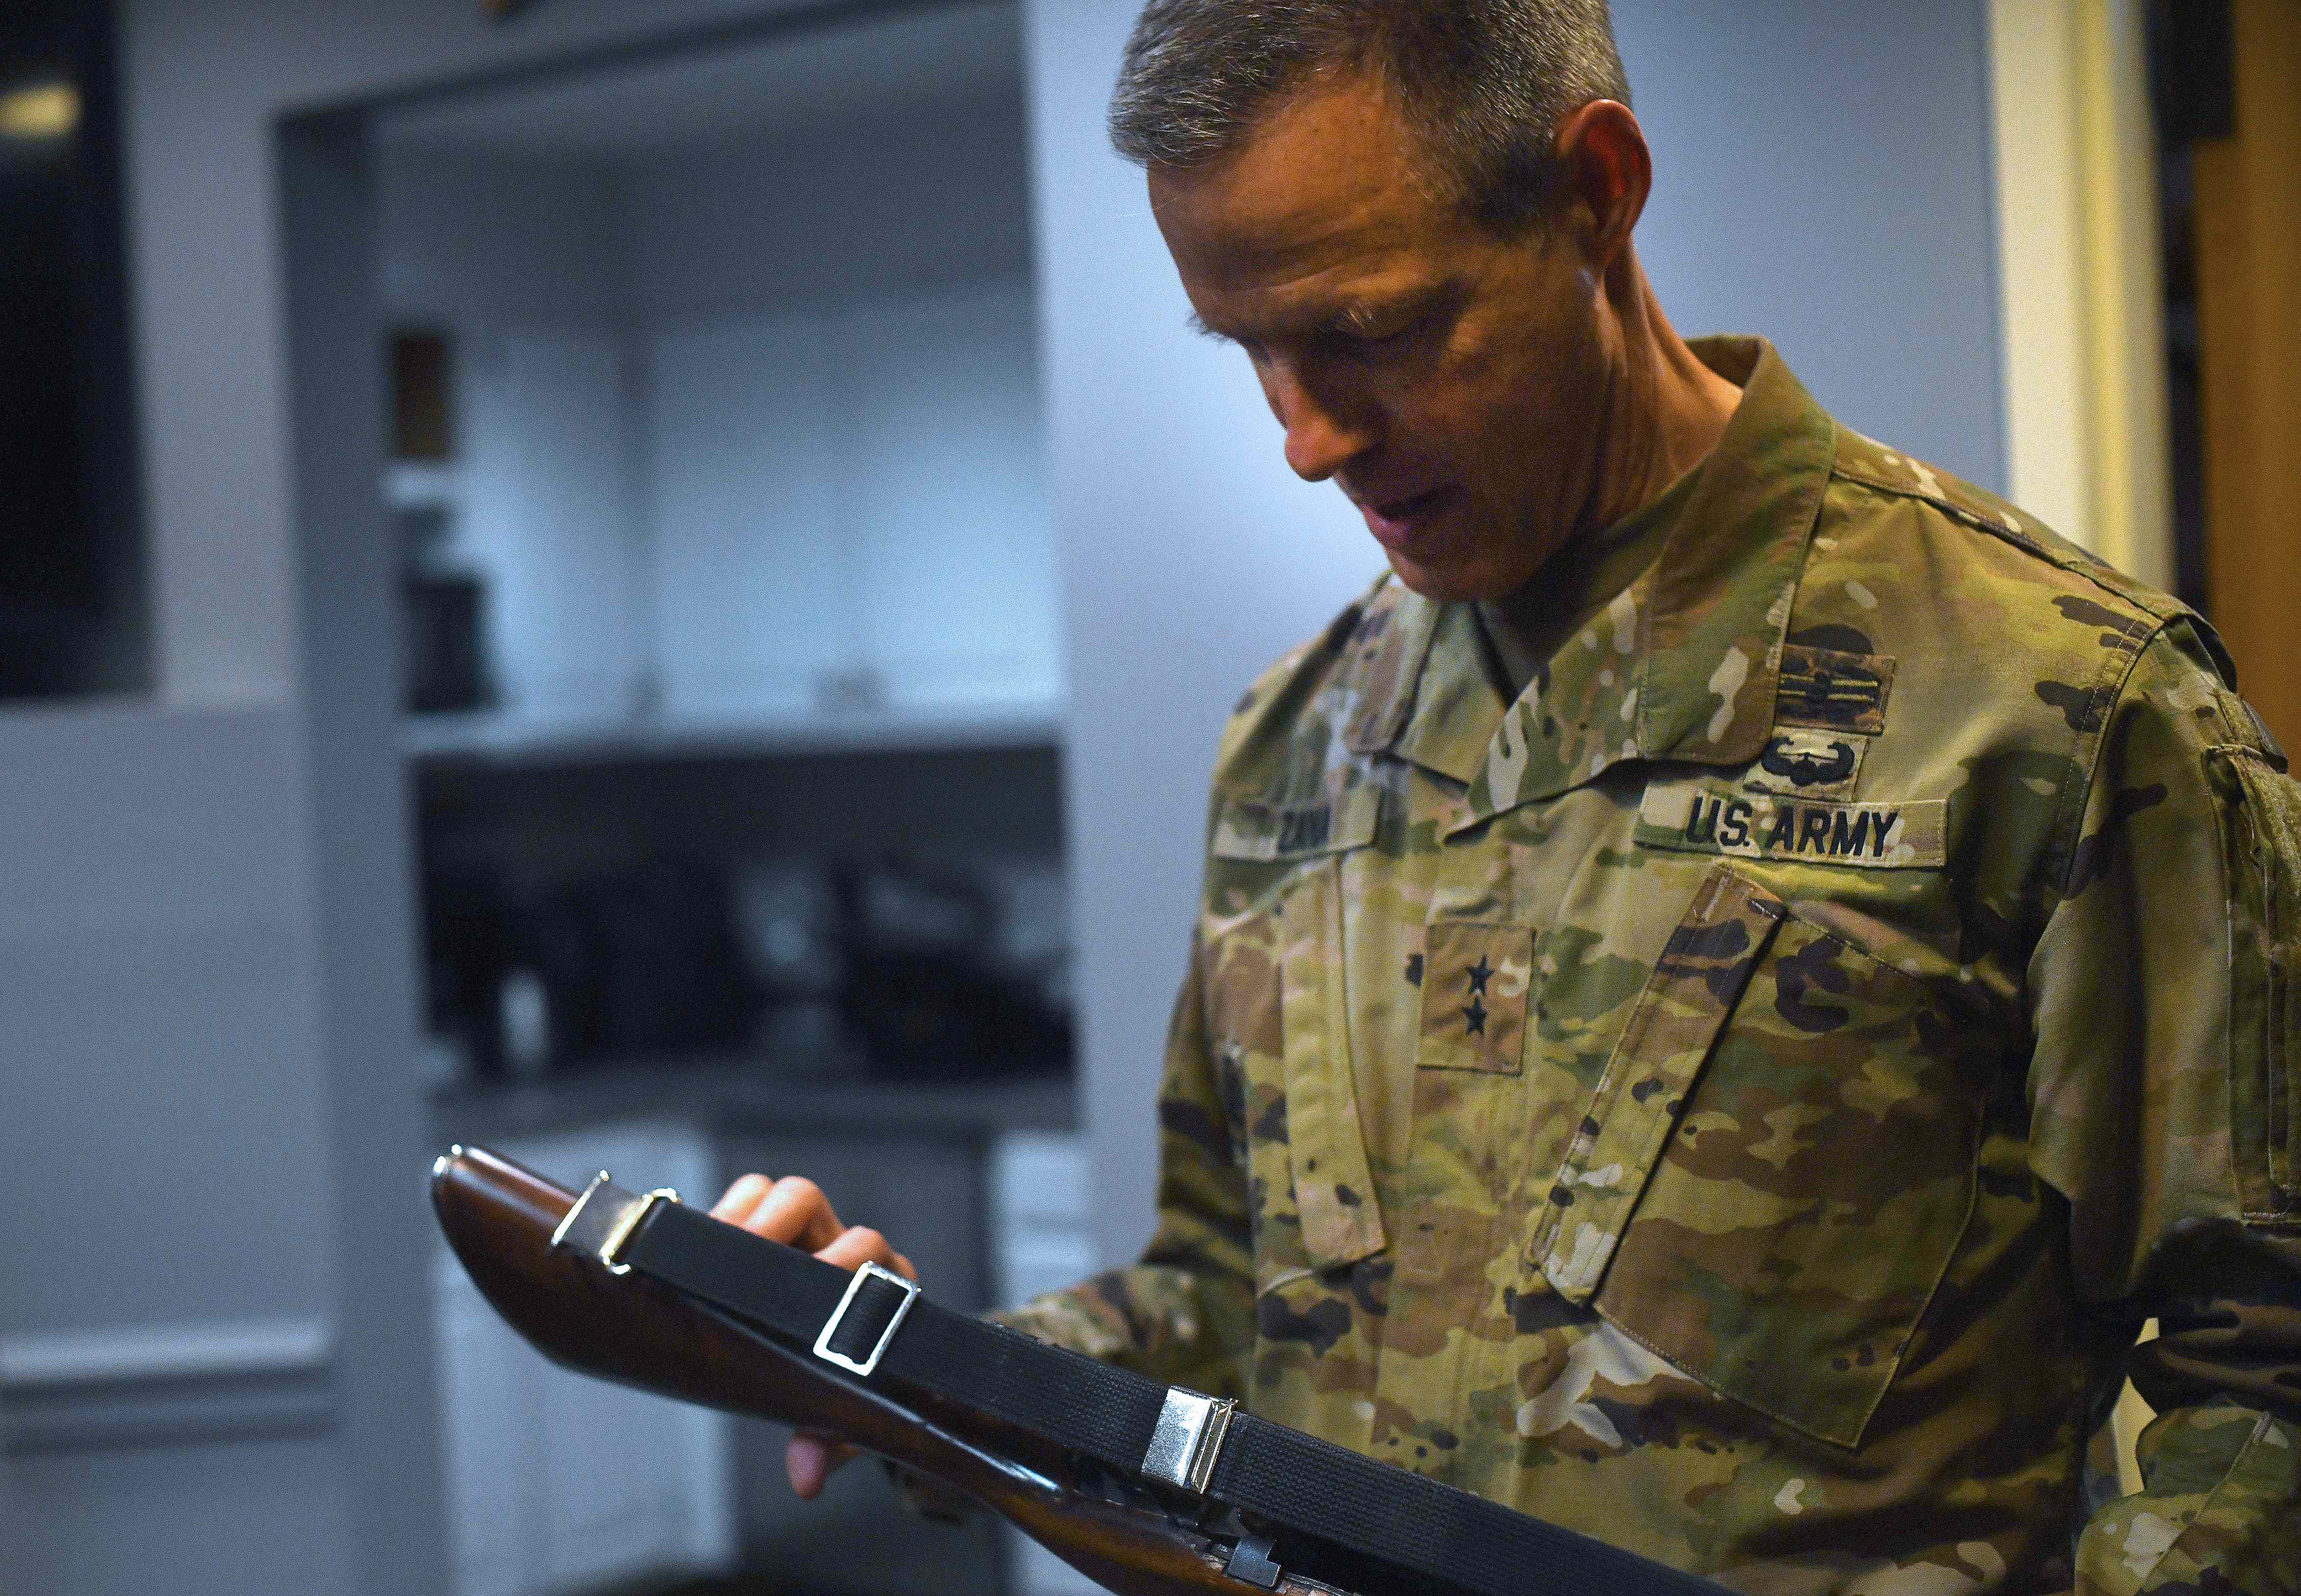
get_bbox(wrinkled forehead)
[1144,75,1464,300]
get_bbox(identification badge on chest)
[1633,778,1945,870]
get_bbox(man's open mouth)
[1370,487,1447,519]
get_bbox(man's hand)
[708,1173,918,1498]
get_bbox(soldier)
[714,2,2301,1588]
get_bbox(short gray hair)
[1110,0,1630,236]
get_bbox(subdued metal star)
[1462,996,1488,1037]
[1466,956,1495,996]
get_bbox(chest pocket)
[1206,785,1388,1283]
[1533,864,1979,1448]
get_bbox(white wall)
[0,707,332,1327]
[378,151,651,723]
[375,92,1052,729]
[121,0,828,710]
[621,95,1053,720]
[463,326,652,720]
[646,275,1056,718]
[619,93,1032,321]
[0,703,344,1591]
[1024,0,2012,1265]
[1614,1,2008,488]
[377,148,634,332]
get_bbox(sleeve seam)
[2046,621,2179,900]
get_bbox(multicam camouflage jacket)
[998,340,2301,1593]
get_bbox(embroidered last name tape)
[1211,783,1382,862]
[1636,782,1946,870]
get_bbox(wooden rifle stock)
[431,1143,1357,1596]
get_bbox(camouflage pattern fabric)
[995,340,2301,1593]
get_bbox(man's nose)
[1270,366,1378,482]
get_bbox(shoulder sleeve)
[2026,620,2301,1592]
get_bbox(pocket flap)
[1279,856,1388,1268]
[1537,866,1787,1301]
[2208,740,2301,1218]
[1214,783,1382,862]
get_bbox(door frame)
[1985,0,2175,590]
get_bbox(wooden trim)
[2195,0,2301,749]
[1985,0,2175,588]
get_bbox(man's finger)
[785,1432,856,1499]
[815,1224,915,1278]
[749,1175,848,1250]
[709,1174,847,1249]
[709,1172,771,1224]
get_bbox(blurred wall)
[0,707,346,1593]
[1027,0,2011,1265]
[11,6,913,1596]
[378,94,1054,726]
[124,0,836,711]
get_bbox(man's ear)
[1552,100,1651,274]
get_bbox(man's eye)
[1341,317,1423,355]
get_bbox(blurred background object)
[2153,0,2301,753]
[376,7,1081,1585]
[837,852,1073,1078]
[0,0,148,700]
[391,326,498,715]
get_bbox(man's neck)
[1583,250,1742,533]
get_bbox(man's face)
[1149,72,1610,602]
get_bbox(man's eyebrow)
[1185,307,1282,342]
[1183,304,1365,343]
[1186,286,1458,345]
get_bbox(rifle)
[432,1142,1725,1596]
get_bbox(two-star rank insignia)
[1417,928,1529,1074]
[1461,955,1493,1035]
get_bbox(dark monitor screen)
[1,64,92,607]
[0,0,142,693]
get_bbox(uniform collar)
[1345,337,1836,820]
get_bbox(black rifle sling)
[613,1193,1726,1596]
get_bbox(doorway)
[277,5,1063,1593]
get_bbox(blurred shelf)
[402,700,1065,766]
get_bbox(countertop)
[433,1055,1078,1150]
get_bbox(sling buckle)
[550,1173,679,1276]
[814,1261,918,1378]
[1142,1387,1236,1494]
